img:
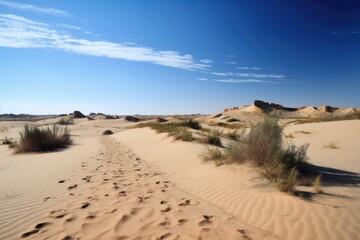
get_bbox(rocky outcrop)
[254,100,297,113]
[125,116,140,122]
[72,111,86,118]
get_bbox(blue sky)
[0,0,359,114]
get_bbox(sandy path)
[17,136,276,240]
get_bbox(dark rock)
[125,116,140,122]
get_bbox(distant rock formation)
[72,111,86,118]
[156,117,168,123]
[254,100,297,113]
[319,105,339,113]
[125,116,140,122]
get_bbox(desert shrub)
[103,129,114,135]
[201,147,223,161]
[198,134,222,147]
[136,120,200,142]
[173,129,194,142]
[57,117,74,125]
[181,119,202,130]
[224,116,308,193]
[246,117,283,166]
[15,125,72,153]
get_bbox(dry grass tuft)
[15,125,72,153]
[313,174,323,193]
[324,142,338,149]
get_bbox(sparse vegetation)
[136,120,200,142]
[57,117,74,125]
[324,142,338,149]
[15,125,72,153]
[198,134,222,147]
[103,129,114,135]
[209,121,247,129]
[207,117,309,193]
[285,112,360,125]
[313,174,323,193]
[201,147,223,162]
[173,129,194,142]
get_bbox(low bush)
[103,129,114,135]
[223,117,309,193]
[198,134,222,147]
[15,125,72,153]
[201,147,224,166]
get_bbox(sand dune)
[0,118,359,239]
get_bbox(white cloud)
[0,0,70,17]
[211,72,233,76]
[225,61,237,65]
[236,73,284,78]
[0,14,210,71]
[228,54,235,58]
[200,59,213,64]
[197,78,208,81]
[215,79,277,83]
[237,66,262,70]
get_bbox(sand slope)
[116,123,360,240]
[1,119,359,239]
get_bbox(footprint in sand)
[178,219,188,225]
[21,229,39,238]
[67,184,77,190]
[81,202,90,209]
[161,206,171,212]
[198,215,213,227]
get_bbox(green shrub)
[181,119,202,130]
[103,129,114,135]
[15,125,72,153]
[224,116,308,193]
[198,134,222,147]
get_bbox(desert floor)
[0,119,359,240]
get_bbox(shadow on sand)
[295,163,360,201]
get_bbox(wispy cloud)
[0,14,210,71]
[236,73,285,78]
[197,78,208,81]
[237,66,262,70]
[332,31,360,35]
[211,72,233,76]
[228,54,235,58]
[215,79,278,83]
[200,59,213,64]
[225,61,237,65]
[0,0,70,17]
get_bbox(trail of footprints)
[21,136,258,240]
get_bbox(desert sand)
[0,107,359,239]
